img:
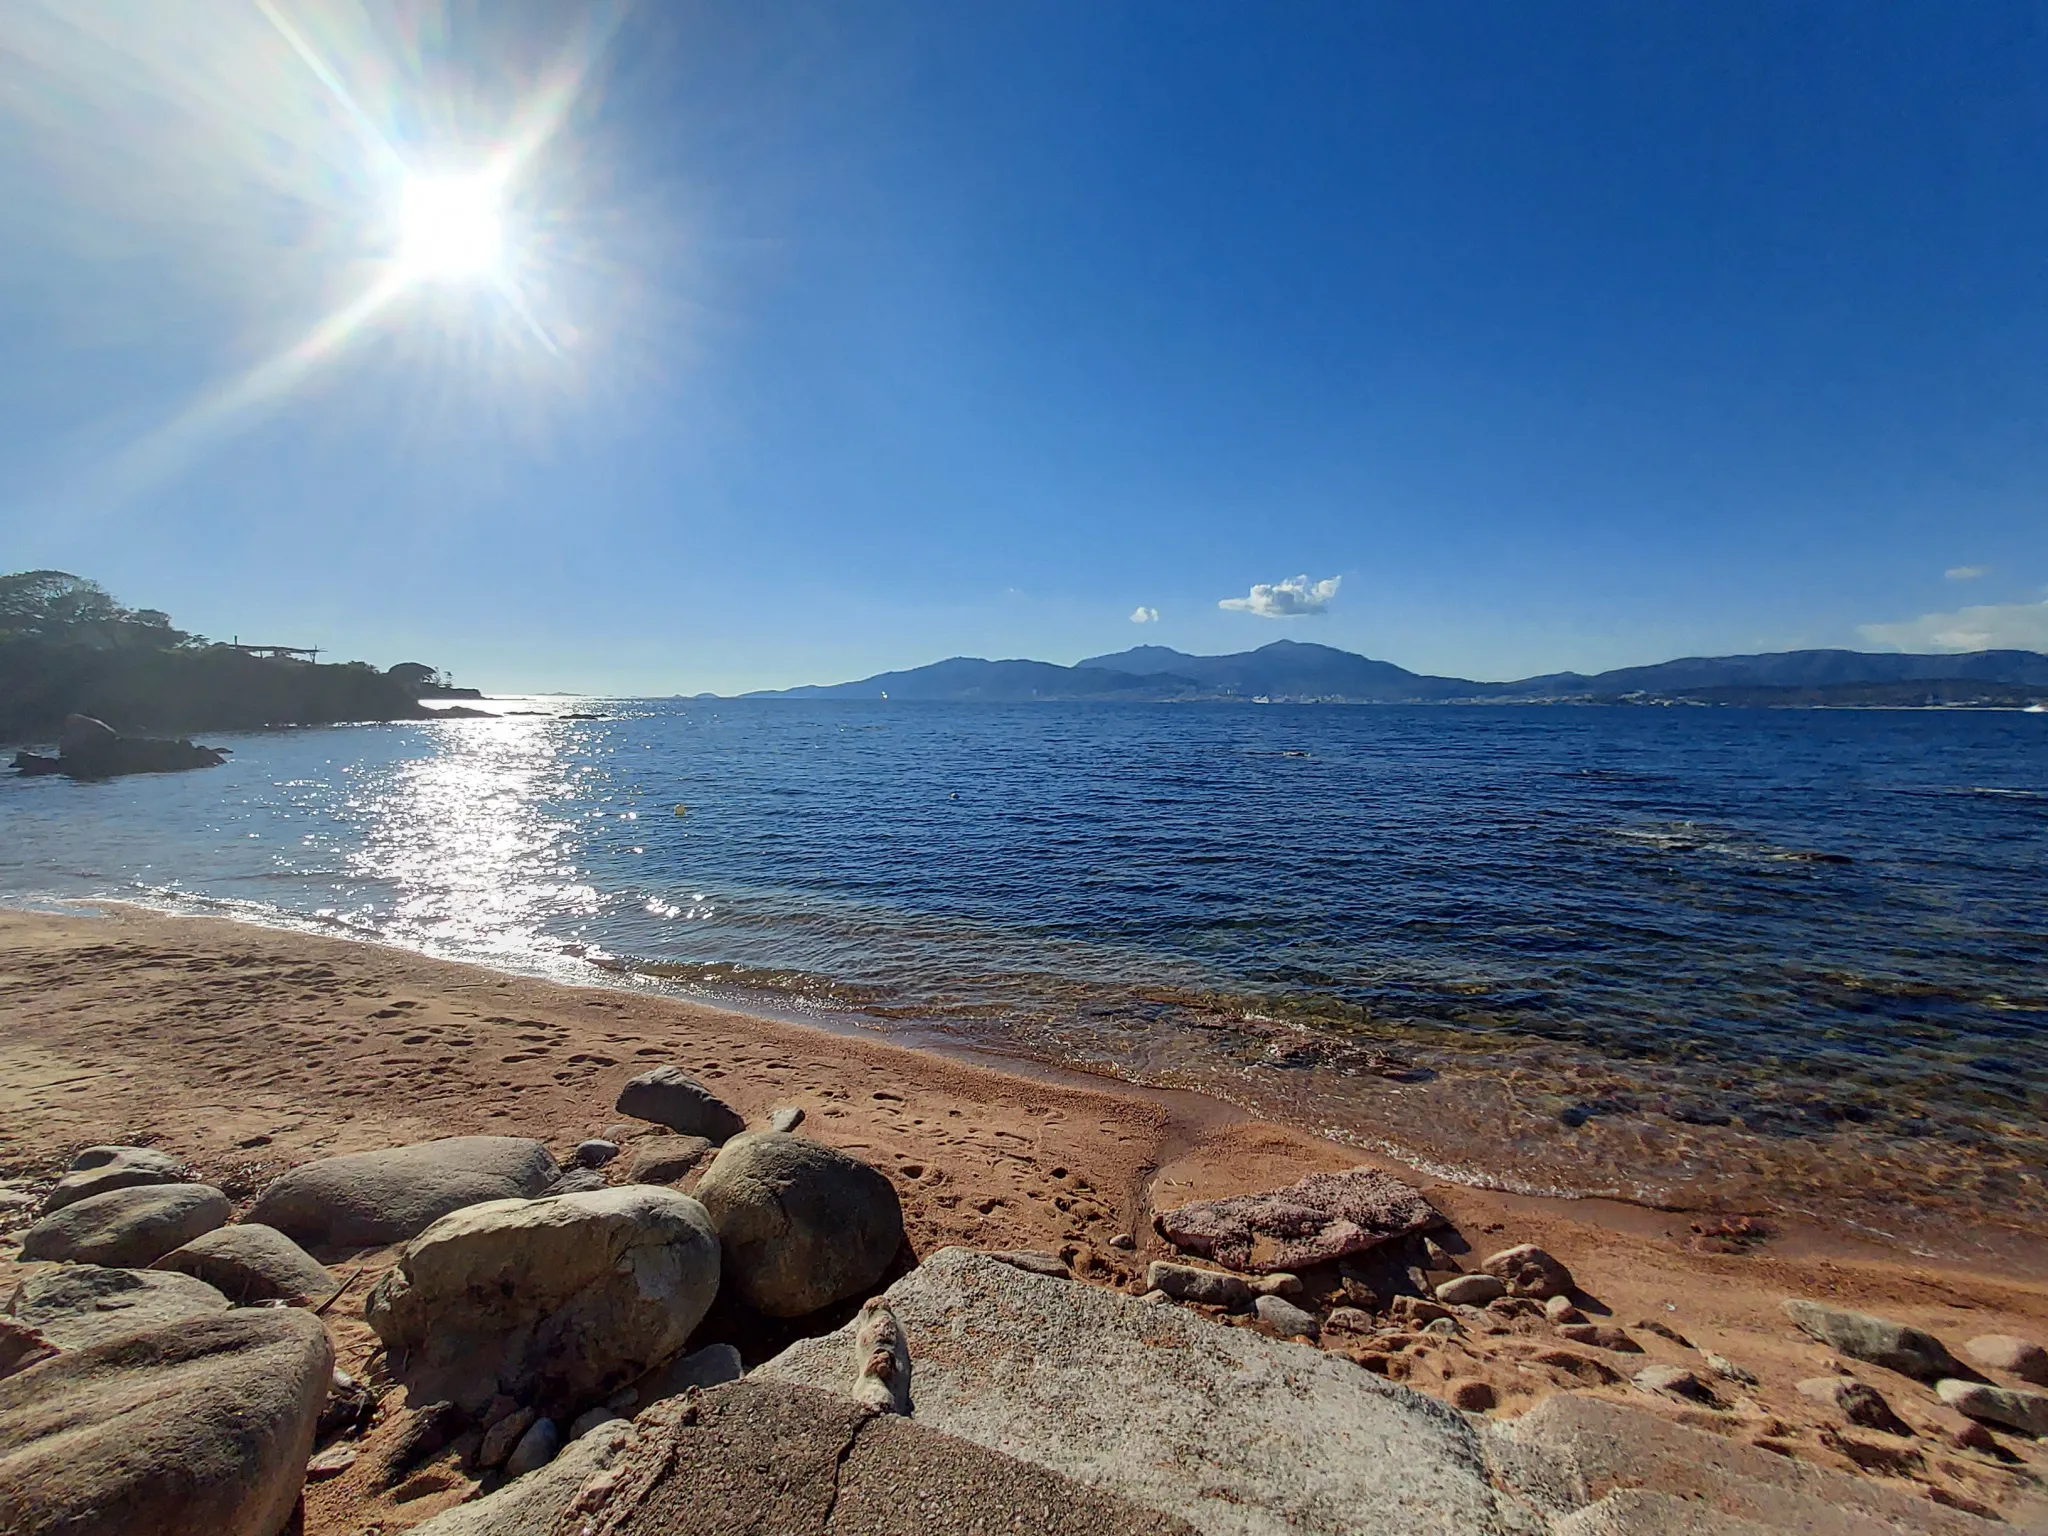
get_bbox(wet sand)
[3,903,2045,1529]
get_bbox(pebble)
[1937,1378,2048,1436]
[1555,1324,1642,1353]
[1108,1233,1135,1251]
[1434,1274,1505,1307]
[1422,1317,1461,1338]
[1323,1307,1374,1333]
[1634,1365,1717,1404]
[1544,1295,1584,1324]
[477,1405,536,1469]
[573,1139,619,1169]
[1146,1261,1254,1309]
[505,1416,561,1477]
[1389,1296,1453,1325]
[1138,1289,1171,1305]
[766,1105,805,1133]
[1447,1380,1496,1412]
[1250,1272,1303,1297]
[305,1444,358,1480]
[1964,1334,2048,1386]
[1704,1353,1758,1386]
[1253,1294,1319,1338]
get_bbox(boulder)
[8,1265,230,1350]
[625,1135,713,1184]
[51,715,228,779]
[42,1146,186,1213]
[152,1223,338,1305]
[1154,1166,1438,1272]
[761,1248,1537,1536]
[1936,1378,2048,1436]
[247,1136,559,1248]
[365,1184,720,1416]
[615,1066,745,1141]
[1963,1333,2048,1386]
[1795,1376,1911,1436]
[19,1183,231,1267]
[409,1382,1196,1536]
[1482,1244,1574,1300]
[0,1309,332,1536]
[694,1133,903,1317]
[1782,1299,1961,1382]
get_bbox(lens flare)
[396,173,507,282]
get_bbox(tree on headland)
[0,571,194,650]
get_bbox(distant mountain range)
[741,640,2048,706]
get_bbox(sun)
[395,172,506,281]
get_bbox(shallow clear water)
[4,700,2044,1253]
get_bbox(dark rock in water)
[1155,1166,1438,1272]
[15,714,230,780]
[615,1066,745,1141]
[0,1309,332,1536]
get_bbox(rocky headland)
[2,905,2045,1534]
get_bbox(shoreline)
[6,901,2047,1526]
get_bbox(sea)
[4,700,2044,1259]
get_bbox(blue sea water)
[4,700,2044,1251]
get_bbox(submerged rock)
[248,1136,560,1247]
[365,1184,720,1416]
[1154,1166,1438,1272]
[20,1183,231,1268]
[694,1133,902,1318]
[0,1309,331,1536]
[8,1265,230,1351]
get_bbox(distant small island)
[0,570,482,744]
[743,638,2048,709]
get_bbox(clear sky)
[2,1,2045,694]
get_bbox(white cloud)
[1859,597,2048,653]
[1129,606,1159,624]
[1218,574,1340,619]
[1945,565,1989,581]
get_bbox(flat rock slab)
[761,1246,1539,1536]
[418,1379,1196,1536]
[19,1183,231,1267]
[1782,1299,1961,1383]
[43,1147,186,1213]
[248,1136,560,1248]
[153,1222,338,1305]
[1154,1166,1438,1271]
[0,1309,332,1536]
[8,1264,231,1351]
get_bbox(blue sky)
[2,1,2044,693]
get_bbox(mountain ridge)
[742,640,2048,704]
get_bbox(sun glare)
[396,173,506,281]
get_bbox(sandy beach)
[4,902,2046,1530]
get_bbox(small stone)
[1146,1261,1254,1309]
[599,1124,639,1146]
[1951,1421,2000,1455]
[632,1342,745,1406]
[1250,1272,1302,1297]
[1481,1244,1573,1300]
[1555,1323,1643,1353]
[481,1393,519,1429]
[1422,1238,1454,1267]
[1936,1378,2048,1436]
[1422,1317,1460,1337]
[1324,1307,1374,1333]
[1635,1365,1717,1404]
[1447,1380,1496,1412]
[1964,1334,2048,1386]
[305,1444,358,1480]
[1253,1295,1319,1338]
[1487,1296,1543,1319]
[1434,1274,1505,1307]
[1796,1376,1911,1435]
[766,1105,805,1133]
[1636,1318,1692,1348]
[551,1167,609,1194]
[1544,1295,1584,1324]
[1389,1295,1452,1325]
[382,1401,462,1487]
[477,1405,536,1469]
[1139,1289,1171,1305]
[504,1416,560,1477]
[574,1139,620,1169]
[569,1405,622,1439]
[1705,1353,1758,1386]
[986,1249,1068,1277]
[1108,1233,1135,1251]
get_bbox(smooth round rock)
[1435,1274,1506,1307]
[152,1223,338,1306]
[42,1148,186,1214]
[9,1265,231,1351]
[248,1136,560,1248]
[1481,1244,1573,1300]
[573,1140,620,1169]
[694,1134,904,1318]
[615,1067,745,1142]
[1253,1294,1320,1338]
[20,1183,231,1268]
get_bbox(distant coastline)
[739,639,2048,709]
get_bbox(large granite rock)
[0,1309,332,1536]
[42,1146,187,1213]
[761,1247,1541,1536]
[1782,1299,1961,1382]
[615,1066,746,1141]
[1963,1333,2048,1386]
[1154,1166,1438,1272]
[695,1133,904,1317]
[1937,1377,2048,1436]
[365,1184,720,1416]
[411,1380,1197,1536]
[8,1265,231,1350]
[247,1136,560,1248]
[20,1182,231,1267]
[152,1223,338,1305]
[41,714,229,780]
